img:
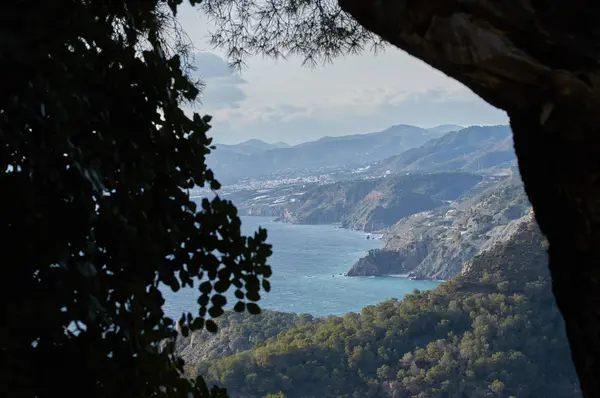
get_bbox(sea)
[162,216,440,318]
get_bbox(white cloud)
[189,52,247,109]
[177,5,508,145]
[205,86,507,144]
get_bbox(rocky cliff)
[166,311,307,375]
[347,176,531,279]
[277,172,483,231]
[460,208,539,277]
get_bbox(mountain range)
[208,124,516,186]
[207,125,452,184]
[369,125,515,177]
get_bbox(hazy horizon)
[176,5,509,146]
[212,122,513,146]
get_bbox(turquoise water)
[162,216,440,318]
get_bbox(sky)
[176,4,509,145]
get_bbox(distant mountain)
[214,139,290,156]
[372,125,516,176]
[207,124,447,184]
[426,124,464,134]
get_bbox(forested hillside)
[185,214,579,398]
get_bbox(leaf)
[191,318,204,330]
[233,302,245,312]
[263,266,273,278]
[197,294,209,307]
[214,280,230,293]
[208,306,224,318]
[170,278,180,292]
[205,319,218,333]
[199,281,212,294]
[246,291,260,301]
[195,375,209,396]
[211,294,227,308]
[180,325,189,338]
[246,303,261,315]
[262,280,271,292]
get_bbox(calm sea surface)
[162,216,440,318]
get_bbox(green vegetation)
[212,311,311,346]
[192,218,580,397]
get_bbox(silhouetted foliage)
[198,0,383,67]
[0,1,272,397]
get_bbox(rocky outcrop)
[347,178,531,279]
[346,246,427,276]
[166,311,304,375]
[461,209,538,277]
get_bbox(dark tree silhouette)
[3,0,599,397]
[0,1,271,397]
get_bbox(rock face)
[278,172,482,231]
[346,247,426,276]
[347,176,531,280]
[166,311,304,375]
[461,208,538,277]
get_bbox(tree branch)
[337,0,600,116]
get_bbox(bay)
[162,216,440,318]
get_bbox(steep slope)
[207,124,446,184]
[347,174,530,278]
[372,125,515,176]
[193,215,580,398]
[168,311,308,375]
[277,172,482,231]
